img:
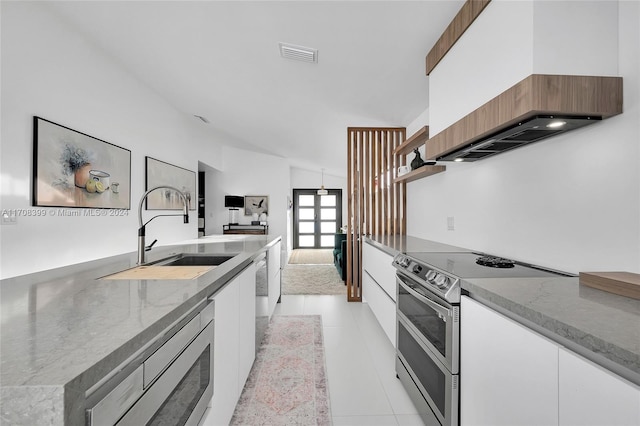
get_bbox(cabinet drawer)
[143,313,201,387]
[87,365,144,426]
[363,242,396,301]
[363,271,396,346]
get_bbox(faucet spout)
[137,186,190,264]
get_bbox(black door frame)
[292,188,342,249]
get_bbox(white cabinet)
[362,241,397,346]
[461,295,640,426]
[362,271,396,346]
[559,347,640,426]
[267,240,281,317]
[208,264,256,425]
[362,241,396,301]
[461,296,559,426]
[238,262,256,391]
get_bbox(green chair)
[333,233,347,282]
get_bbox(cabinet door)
[238,263,256,390]
[362,242,396,301]
[268,240,281,280]
[362,271,396,346]
[209,276,240,425]
[461,296,559,426]
[267,241,281,317]
[559,347,640,426]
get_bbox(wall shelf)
[394,165,446,183]
[394,126,429,156]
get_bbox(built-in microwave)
[85,299,214,426]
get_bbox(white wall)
[406,0,639,274]
[290,167,347,225]
[220,145,290,246]
[0,2,227,278]
[428,0,535,135]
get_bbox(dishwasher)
[85,298,215,426]
[254,252,269,351]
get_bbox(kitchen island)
[0,234,281,425]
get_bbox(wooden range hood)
[426,74,623,162]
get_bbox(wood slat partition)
[347,127,406,301]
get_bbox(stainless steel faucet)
[138,185,190,264]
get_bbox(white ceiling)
[44,1,463,177]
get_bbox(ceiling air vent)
[279,42,318,63]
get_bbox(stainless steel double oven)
[393,251,572,426]
[395,258,460,426]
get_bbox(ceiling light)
[546,120,566,128]
[279,42,318,63]
[454,158,465,162]
[317,168,328,195]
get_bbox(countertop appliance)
[393,251,572,426]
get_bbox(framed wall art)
[32,116,131,209]
[145,156,196,210]
[244,195,268,216]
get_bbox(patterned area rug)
[288,249,333,265]
[281,264,346,295]
[231,316,331,425]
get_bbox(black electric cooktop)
[402,251,572,279]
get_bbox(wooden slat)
[387,132,393,234]
[425,0,492,75]
[346,130,353,299]
[358,131,365,300]
[392,131,399,235]
[386,132,392,234]
[375,131,381,237]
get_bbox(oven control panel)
[393,254,459,297]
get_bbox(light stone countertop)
[365,235,471,257]
[0,234,281,426]
[463,276,640,387]
[366,235,640,387]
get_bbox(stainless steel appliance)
[393,251,572,426]
[85,298,215,426]
[254,252,269,351]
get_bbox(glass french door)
[293,189,342,249]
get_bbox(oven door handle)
[397,276,450,317]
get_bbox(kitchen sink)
[100,254,238,280]
[154,254,236,267]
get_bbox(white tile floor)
[201,294,423,426]
[274,295,423,426]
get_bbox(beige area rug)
[288,249,333,265]
[282,264,346,295]
[231,315,331,425]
